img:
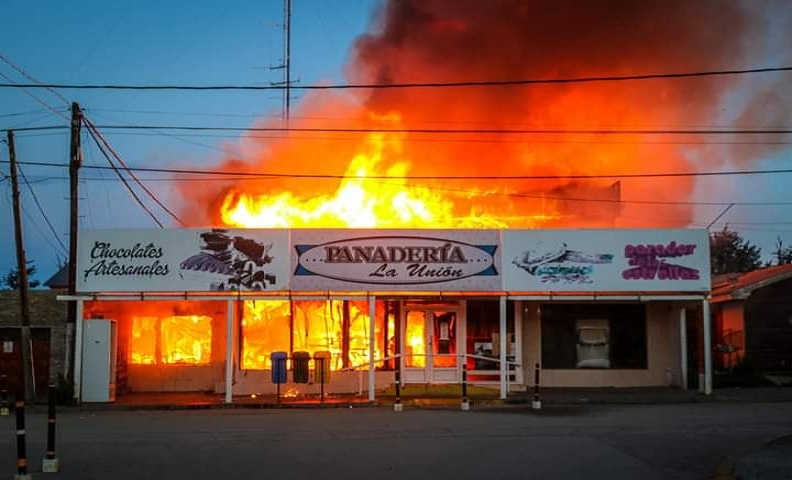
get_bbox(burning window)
[241,300,291,370]
[241,299,391,371]
[129,315,212,365]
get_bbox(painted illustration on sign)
[294,235,498,285]
[512,242,614,284]
[621,241,700,281]
[180,229,278,291]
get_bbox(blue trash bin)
[270,351,287,384]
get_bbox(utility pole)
[8,129,36,403]
[283,0,291,121]
[65,102,82,394]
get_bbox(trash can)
[270,351,287,384]
[313,351,332,384]
[292,351,310,384]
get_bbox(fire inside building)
[67,227,711,403]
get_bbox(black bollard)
[0,373,8,416]
[394,370,402,412]
[461,363,470,410]
[532,362,542,410]
[16,400,30,479]
[42,385,59,472]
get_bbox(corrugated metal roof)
[711,264,792,301]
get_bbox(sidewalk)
[48,385,792,411]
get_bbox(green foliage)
[773,236,792,265]
[2,260,41,290]
[710,226,762,275]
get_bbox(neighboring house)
[0,289,68,401]
[711,264,792,372]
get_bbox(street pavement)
[2,401,791,479]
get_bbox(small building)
[711,264,792,373]
[0,290,68,401]
[64,227,714,403]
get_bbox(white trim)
[505,294,706,302]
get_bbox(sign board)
[290,229,501,291]
[502,229,710,292]
[77,229,290,292]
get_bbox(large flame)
[220,126,539,229]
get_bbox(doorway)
[401,302,462,383]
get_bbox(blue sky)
[0,0,377,283]
[1,0,791,286]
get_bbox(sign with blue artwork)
[502,229,710,292]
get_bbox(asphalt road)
[2,402,791,479]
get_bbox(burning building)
[68,0,792,401]
[72,227,711,402]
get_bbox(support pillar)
[499,296,507,400]
[679,307,688,390]
[368,295,376,402]
[225,300,234,404]
[702,299,712,395]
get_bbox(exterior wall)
[0,290,67,385]
[520,301,682,387]
[232,370,394,396]
[745,278,792,371]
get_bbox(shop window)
[241,299,391,371]
[466,300,515,371]
[541,304,646,369]
[241,300,291,370]
[130,315,212,365]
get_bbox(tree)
[2,260,41,290]
[773,236,792,265]
[710,226,762,275]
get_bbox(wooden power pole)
[8,129,36,403]
[65,102,82,393]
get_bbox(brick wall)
[0,290,68,382]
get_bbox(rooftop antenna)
[270,0,296,124]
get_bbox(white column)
[702,299,712,395]
[499,296,507,399]
[225,299,234,404]
[368,294,376,402]
[679,307,688,390]
[73,299,84,403]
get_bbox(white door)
[402,304,460,383]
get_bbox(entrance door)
[402,303,461,383]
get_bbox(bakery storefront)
[68,227,712,403]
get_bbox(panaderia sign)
[76,228,710,293]
[290,229,501,291]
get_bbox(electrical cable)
[1,65,790,91]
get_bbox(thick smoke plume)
[180,0,791,228]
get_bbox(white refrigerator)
[82,319,117,402]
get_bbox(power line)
[82,116,186,226]
[3,159,790,181]
[84,121,166,228]
[1,65,790,91]
[8,123,792,135]
[16,164,68,255]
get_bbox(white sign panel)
[290,229,501,291]
[77,229,289,293]
[503,229,710,292]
